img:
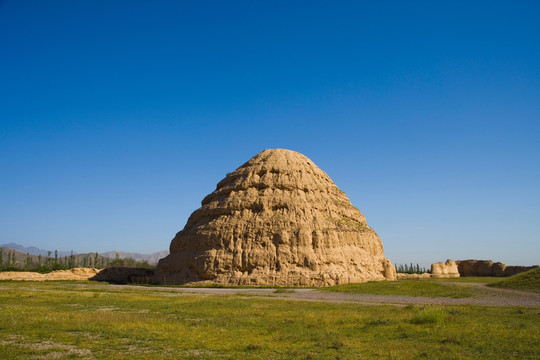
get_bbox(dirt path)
[2,281,538,307]
[105,283,540,307]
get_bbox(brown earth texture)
[155,149,395,286]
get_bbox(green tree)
[69,251,74,269]
[25,253,32,270]
[52,250,63,270]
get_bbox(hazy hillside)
[1,247,110,270]
[1,245,162,270]
[100,250,169,265]
[0,243,168,266]
[0,242,72,257]
[1,247,40,267]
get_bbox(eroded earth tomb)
[155,149,396,286]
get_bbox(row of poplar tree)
[0,249,153,273]
[395,263,429,274]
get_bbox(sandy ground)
[0,268,100,281]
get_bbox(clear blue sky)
[1,1,539,266]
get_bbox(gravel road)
[110,283,540,307]
[3,281,538,307]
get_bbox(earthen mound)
[430,259,460,278]
[0,268,100,281]
[155,149,395,286]
[456,260,538,277]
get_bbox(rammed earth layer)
[156,149,395,286]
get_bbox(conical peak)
[240,148,317,171]
[209,148,335,202]
[156,149,396,286]
[234,148,331,182]
[200,149,365,230]
[252,148,309,163]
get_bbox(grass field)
[488,267,540,292]
[427,276,501,284]
[323,274,540,298]
[1,281,539,359]
[321,280,476,298]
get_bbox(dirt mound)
[0,268,100,281]
[156,149,395,286]
[0,267,155,283]
[430,259,460,278]
[457,260,538,277]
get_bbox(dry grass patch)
[0,281,538,359]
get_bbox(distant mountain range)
[1,242,73,257]
[99,250,169,265]
[0,243,168,265]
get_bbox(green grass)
[410,307,448,325]
[0,281,538,359]
[322,280,476,298]
[429,276,500,284]
[488,267,540,292]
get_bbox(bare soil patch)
[110,282,540,307]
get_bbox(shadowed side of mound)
[90,267,155,284]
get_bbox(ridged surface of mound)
[156,149,395,286]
